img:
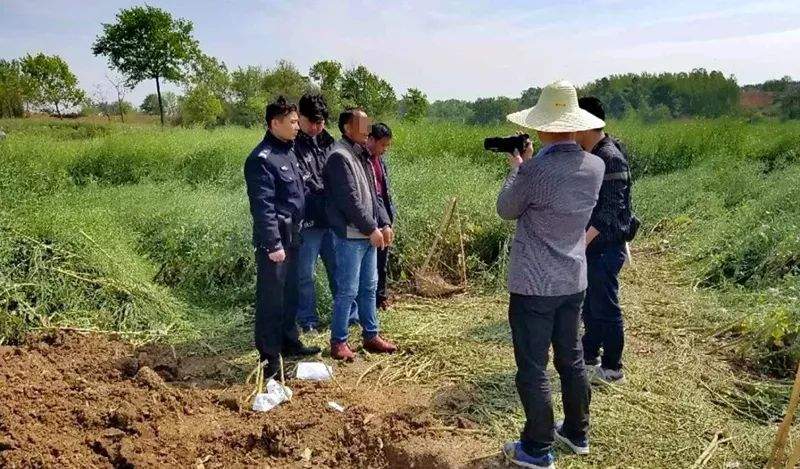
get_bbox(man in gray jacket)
[498,81,605,469]
[323,108,397,361]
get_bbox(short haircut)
[369,122,392,140]
[338,107,365,134]
[298,93,329,123]
[265,96,297,128]
[578,96,606,122]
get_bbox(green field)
[1,117,799,374]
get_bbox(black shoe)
[300,324,318,334]
[283,344,321,357]
[262,359,280,381]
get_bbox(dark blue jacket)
[587,135,633,251]
[294,128,335,228]
[244,132,306,253]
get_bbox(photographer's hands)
[507,136,534,170]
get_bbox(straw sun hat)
[506,80,605,132]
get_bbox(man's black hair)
[578,96,606,123]
[338,107,365,134]
[265,96,297,128]
[298,93,329,123]
[369,122,392,140]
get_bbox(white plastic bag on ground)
[327,401,345,412]
[296,362,333,381]
[252,379,293,412]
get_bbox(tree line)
[1,4,797,125]
[1,5,430,126]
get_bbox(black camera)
[484,134,530,154]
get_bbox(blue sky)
[2,0,799,106]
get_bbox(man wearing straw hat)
[497,80,605,468]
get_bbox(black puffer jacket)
[294,129,335,228]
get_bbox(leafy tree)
[400,88,429,122]
[468,96,517,125]
[310,60,343,117]
[181,85,223,126]
[20,53,85,117]
[429,99,473,123]
[263,60,311,103]
[141,92,178,116]
[186,53,230,101]
[519,87,542,108]
[762,76,793,93]
[92,6,198,125]
[229,66,269,127]
[777,84,800,120]
[0,59,30,118]
[341,65,397,118]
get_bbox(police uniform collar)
[265,131,294,150]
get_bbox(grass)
[1,116,800,371]
[1,115,799,466]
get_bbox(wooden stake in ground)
[415,197,465,297]
[767,361,800,468]
[420,197,458,274]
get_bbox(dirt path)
[0,247,780,468]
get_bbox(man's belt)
[604,170,630,181]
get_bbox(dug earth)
[0,331,495,468]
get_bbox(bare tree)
[92,83,112,122]
[106,73,129,123]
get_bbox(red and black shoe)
[363,335,397,354]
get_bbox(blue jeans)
[582,241,626,370]
[296,227,358,328]
[331,236,379,343]
[296,227,337,328]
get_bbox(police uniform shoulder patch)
[257,148,272,160]
[280,165,289,171]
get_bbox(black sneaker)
[300,324,318,334]
[554,420,589,455]
[283,344,321,357]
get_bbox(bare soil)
[0,331,492,468]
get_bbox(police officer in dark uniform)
[244,96,320,379]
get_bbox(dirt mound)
[0,331,491,468]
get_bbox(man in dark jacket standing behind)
[576,97,635,385]
[323,108,397,360]
[293,94,338,333]
[365,123,396,310]
[244,97,320,380]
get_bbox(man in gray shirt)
[498,81,605,469]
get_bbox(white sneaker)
[590,366,625,385]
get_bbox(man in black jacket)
[243,97,320,380]
[323,108,397,360]
[293,94,338,333]
[576,97,635,385]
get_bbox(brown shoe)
[330,341,356,361]
[363,335,397,354]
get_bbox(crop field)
[1,117,799,467]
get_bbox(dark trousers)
[376,247,389,307]
[582,242,626,370]
[254,247,302,361]
[509,291,591,455]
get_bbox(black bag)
[277,215,301,248]
[625,215,641,242]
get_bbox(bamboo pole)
[768,362,800,468]
[420,197,457,274]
